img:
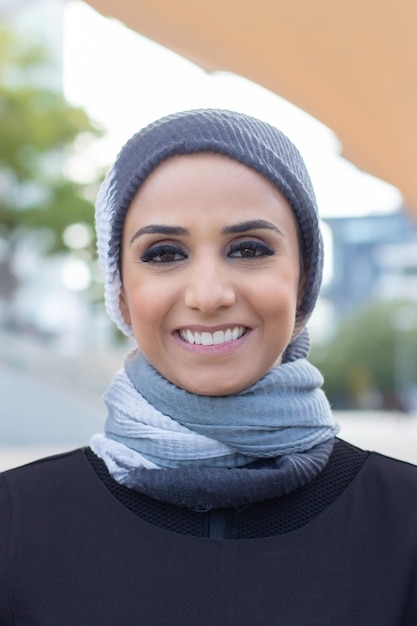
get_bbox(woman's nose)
[184,260,236,314]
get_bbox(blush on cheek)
[139,297,165,320]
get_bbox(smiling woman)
[1,109,417,625]
[119,153,303,396]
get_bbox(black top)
[1,439,417,625]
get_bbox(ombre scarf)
[91,334,339,509]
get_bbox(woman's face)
[120,153,304,396]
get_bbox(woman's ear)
[119,287,132,326]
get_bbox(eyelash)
[228,241,275,259]
[140,240,275,265]
[140,245,186,265]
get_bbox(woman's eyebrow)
[221,219,284,236]
[129,224,188,245]
[129,219,283,245]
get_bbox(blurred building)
[322,209,417,320]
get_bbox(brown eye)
[228,241,275,259]
[140,245,187,264]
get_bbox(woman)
[1,109,416,625]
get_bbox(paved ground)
[0,330,125,471]
[1,330,416,472]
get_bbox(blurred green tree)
[310,300,417,411]
[0,27,103,314]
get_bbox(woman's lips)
[173,325,251,355]
[179,326,246,346]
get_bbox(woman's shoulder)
[0,448,89,498]
[1,447,86,474]
[362,446,417,490]
[333,437,417,492]
[0,448,98,552]
[329,439,417,531]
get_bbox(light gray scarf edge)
[91,349,339,469]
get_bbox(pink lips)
[173,327,251,356]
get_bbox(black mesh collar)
[85,439,368,539]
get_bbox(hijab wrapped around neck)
[91,330,339,510]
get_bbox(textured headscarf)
[95,109,324,338]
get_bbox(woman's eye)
[228,240,275,259]
[140,245,187,264]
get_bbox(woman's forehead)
[128,152,292,212]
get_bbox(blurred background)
[1,0,416,471]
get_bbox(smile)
[179,326,247,346]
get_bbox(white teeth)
[180,326,246,346]
[213,331,224,345]
[201,332,213,346]
[186,329,195,344]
